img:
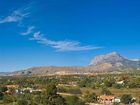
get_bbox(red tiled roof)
[99,95,115,100]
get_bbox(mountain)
[0,72,11,76]
[90,52,140,70]
[90,52,124,66]
[5,52,140,76]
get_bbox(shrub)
[121,94,132,104]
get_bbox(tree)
[46,95,67,105]
[121,94,132,104]
[3,95,14,103]
[113,84,122,89]
[104,80,113,87]
[90,93,97,102]
[83,91,97,103]
[45,84,57,96]
[42,83,67,105]
[113,102,120,105]
[101,88,112,95]
[66,96,85,105]
[17,99,28,105]
[78,78,92,88]
[0,86,8,93]
[128,82,137,88]
[0,92,4,100]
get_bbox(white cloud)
[0,4,102,52]
[21,26,35,35]
[31,31,101,52]
[0,9,29,24]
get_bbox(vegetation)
[0,72,139,104]
[66,96,85,105]
[121,94,132,104]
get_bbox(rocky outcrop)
[90,52,140,70]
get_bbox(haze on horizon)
[0,0,140,72]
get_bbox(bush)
[17,99,28,105]
[83,91,97,103]
[121,94,132,104]
[0,92,4,100]
[0,86,8,93]
[3,95,14,103]
[66,96,85,105]
[101,88,112,95]
[46,84,57,96]
[42,84,67,105]
[113,102,120,105]
[113,84,122,89]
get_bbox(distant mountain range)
[2,52,140,76]
[0,72,10,76]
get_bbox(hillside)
[8,52,140,76]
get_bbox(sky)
[0,0,140,72]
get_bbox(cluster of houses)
[98,95,121,104]
[5,85,42,94]
[15,87,42,94]
[88,95,136,105]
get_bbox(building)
[98,95,115,104]
[113,97,121,103]
[5,85,19,94]
[116,81,124,85]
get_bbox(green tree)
[42,83,67,105]
[46,84,57,96]
[113,84,122,89]
[78,78,92,88]
[46,95,67,105]
[84,91,97,103]
[0,86,8,93]
[101,88,112,95]
[66,96,85,105]
[121,94,132,104]
[0,92,4,100]
[17,99,28,105]
[128,82,137,88]
[104,80,113,87]
[113,102,120,105]
[3,95,14,103]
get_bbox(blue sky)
[0,0,140,72]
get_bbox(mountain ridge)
[3,52,140,76]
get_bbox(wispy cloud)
[0,3,102,52]
[0,8,30,24]
[30,32,101,52]
[21,26,35,35]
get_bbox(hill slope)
[10,52,140,76]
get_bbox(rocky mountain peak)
[90,52,125,66]
[106,52,120,56]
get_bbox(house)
[98,95,115,104]
[5,85,19,94]
[116,81,124,85]
[113,97,121,103]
